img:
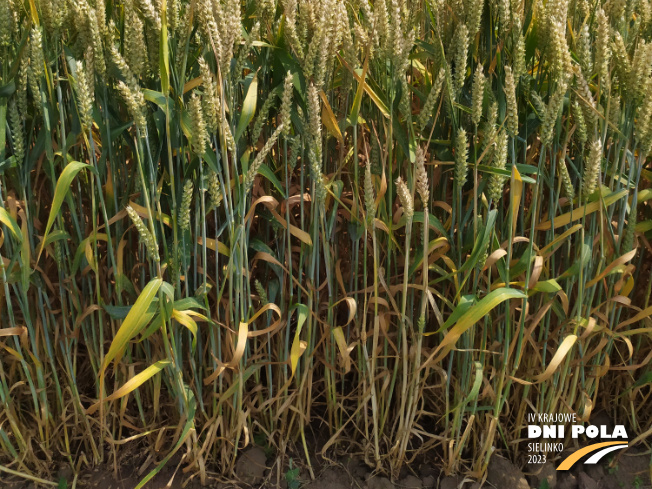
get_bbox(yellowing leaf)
[290,304,309,376]
[637,188,652,203]
[269,208,313,245]
[172,309,198,348]
[586,249,637,288]
[510,165,523,236]
[332,326,352,373]
[338,54,390,118]
[198,237,230,256]
[536,190,628,230]
[319,90,343,143]
[0,208,21,243]
[621,276,635,297]
[540,224,583,257]
[290,339,307,376]
[333,297,357,327]
[183,77,202,94]
[425,288,527,364]
[128,201,172,227]
[0,326,27,337]
[101,278,163,374]
[232,321,248,367]
[535,335,577,382]
[28,0,39,24]
[84,239,97,273]
[87,360,170,415]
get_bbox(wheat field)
[0,0,651,486]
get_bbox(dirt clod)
[421,475,435,488]
[365,475,395,489]
[486,455,529,489]
[583,463,604,482]
[397,474,422,488]
[303,468,351,489]
[439,475,464,489]
[577,472,598,489]
[528,462,557,489]
[556,472,578,489]
[234,446,268,485]
[343,457,368,480]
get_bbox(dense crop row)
[0,0,650,485]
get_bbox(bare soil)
[2,445,650,489]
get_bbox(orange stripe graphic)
[557,442,628,470]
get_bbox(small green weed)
[285,458,301,489]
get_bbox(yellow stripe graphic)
[557,442,628,470]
